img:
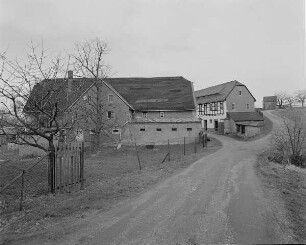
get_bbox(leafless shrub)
[270,109,306,168]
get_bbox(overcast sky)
[0,0,305,107]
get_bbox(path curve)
[33,111,295,244]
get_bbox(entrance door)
[214,120,218,131]
[204,120,207,131]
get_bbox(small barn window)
[246,104,249,110]
[232,103,235,109]
[156,128,162,131]
[140,128,145,131]
[160,112,165,118]
[172,128,177,131]
[112,128,120,134]
[108,94,113,102]
[209,119,212,124]
[187,128,192,131]
[142,112,147,118]
[239,91,242,95]
[87,95,92,102]
[107,111,115,119]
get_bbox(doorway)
[214,120,218,131]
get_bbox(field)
[0,137,222,240]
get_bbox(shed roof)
[195,80,256,104]
[227,112,264,122]
[263,96,277,102]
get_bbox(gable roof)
[195,80,256,104]
[263,96,277,102]
[24,76,196,114]
[227,112,264,122]
[24,78,93,114]
[105,77,195,111]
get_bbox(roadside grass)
[0,138,222,237]
[225,115,273,141]
[255,152,306,243]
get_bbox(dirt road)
[33,111,294,244]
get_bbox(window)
[246,104,249,110]
[204,104,208,115]
[107,111,115,119]
[160,112,165,118]
[187,128,192,131]
[239,91,242,95]
[156,128,162,131]
[209,119,212,124]
[199,104,204,115]
[232,103,235,110]
[140,128,145,131]
[220,102,224,114]
[87,95,92,102]
[112,128,120,134]
[172,128,177,131]
[108,94,113,102]
[142,112,147,118]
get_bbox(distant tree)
[274,92,287,109]
[295,89,306,107]
[0,42,73,154]
[71,38,117,150]
[284,95,295,108]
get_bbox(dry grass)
[255,152,306,243]
[0,138,222,239]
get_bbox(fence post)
[80,142,85,190]
[19,170,25,211]
[48,151,55,193]
[168,139,170,161]
[135,142,142,170]
[184,137,186,155]
[194,137,197,153]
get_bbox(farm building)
[195,80,258,129]
[25,72,201,146]
[263,96,277,110]
[224,112,264,137]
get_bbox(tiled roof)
[227,112,264,122]
[25,76,196,113]
[106,77,196,111]
[195,80,255,104]
[130,118,201,124]
[263,96,277,102]
[24,78,93,113]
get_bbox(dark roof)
[105,77,195,111]
[24,76,196,113]
[263,96,277,102]
[195,80,256,104]
[24,78,93,113]
[227,112,264,122]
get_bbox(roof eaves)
[102,80,135,110]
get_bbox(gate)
[48,142,84,193]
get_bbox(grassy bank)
[255,152,306,243]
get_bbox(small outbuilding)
[263,96,277,110]
[224,112,264,137]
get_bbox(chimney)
[67,70,73,93]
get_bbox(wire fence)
[0,153,48,214]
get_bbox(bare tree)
[0,42,73,154]
[270,109,306,167]
[295,89,306,107]
[274,92,287,109]
[284,94,295,108]
[71,38,116,149]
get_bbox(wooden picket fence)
[48,142,84,193]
